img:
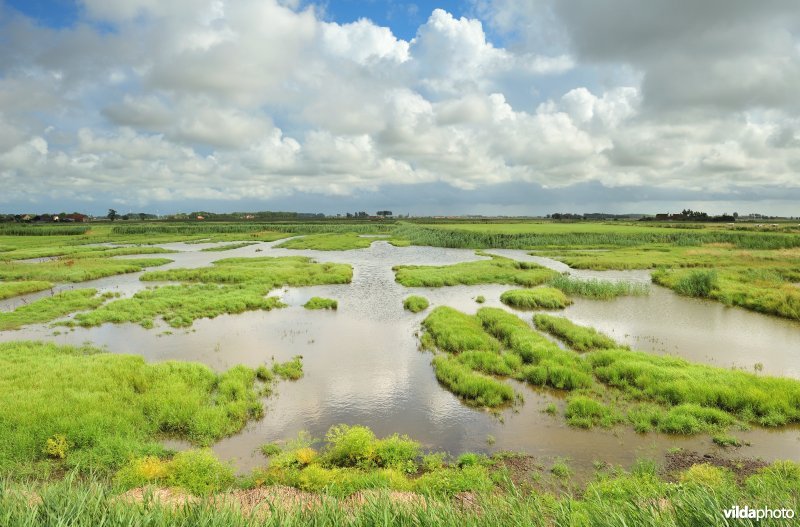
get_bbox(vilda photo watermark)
[723,506,795,521]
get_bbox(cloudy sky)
[1,0,799,216]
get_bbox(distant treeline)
[111,223,392,236]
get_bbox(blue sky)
[1,0,799,216]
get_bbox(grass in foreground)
[304,297,338,310]
[0,280,53,300]
[0,289,108,330]
[500,287,571,310]
[394,254,558,287]
[403,295,430,313]
[0,341,272,477]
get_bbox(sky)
[1,1,799,216]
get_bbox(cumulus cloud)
[1,0,799,214]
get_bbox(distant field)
[424,222,730,234]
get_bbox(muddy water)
[2,241,800,475]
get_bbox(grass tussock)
[403,295,430,313]
[277,233,376,251]
[0,341,269,477]
[421,306,501,354]
[532,314,620,352]
[73,284,285,328]
[500,287,571,310]
[394,255,558,287]
[549,274,650,299]
[431,355,515,407]
[0,289,107,330]
[271,356,304,380]
[304,297,338,310]
[0,280,53,300]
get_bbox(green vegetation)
[420,306,800,434]
[394,255,558,287]
[277,233,375,251]
[0,257,172,282]
[0,341,269,477]
[712,434,744,448]
[500,287,571,310]
[403,295,430,313]
[0,225,89,236]
[73,284,285,328]
[2,458,799,526]
[141,256,352,288]
[533,314,620,352]
[475,295,485,303]
[304,297,338,310]
[200,242,258,252]
[271,356,304,381]
[548,274,650,299]
[0,289,107,330]
[115,449,235,496]
[0,280,52,300]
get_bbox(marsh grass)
[0,280,53,300]
[431,355,516,408]
[272,356,304,380]
[0,257,172,282]
[403,295,430,313]
[0,341,266,476]
[73,284,285,328]
[201,242,258,252]
[548,275,650,299]
[500,287,571,310]
[0,289,106,330]
[394,255,558,287]
[421,306,501,353]
[304,297,338,310]
[141,256,352,288]
[533,314,620,352]
[277,233,375,251]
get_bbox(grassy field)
[277,233,378,251]
[394,254,558,287]
[500,287,572,310]
[0,280,52,300]
[0,289,109,330]
[0,341,302,478]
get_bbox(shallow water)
[2,240,799,475]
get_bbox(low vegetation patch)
[277,233,375,251]
[0,341,270,476]
[73,284,285,329]
[200,242,258,252]
[394,255,558,287]
[0,280,53,300]
[533,314,620,352]
[431,355,515,408]
[403,295,429,313]
[500,287,571,310]
[549,274,650,299]
[0,257,172,283]
[303,297,338,310]
[0,289,108,330]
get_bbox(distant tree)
[139,213,146,221]
[107,209,118,221]
[376,210,393,218]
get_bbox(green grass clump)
[0,225,89,236]
[73,284,285,328]
[476,308,593,390]
[455,350,522,376]
[200,242,257,252]
[0,280,53,300]
[712,434,744,447]
[549,274,650,299]
[394,255,558,287]
[657,268,719,298]
[272,356,304,380]
[403,295,429,313]
[564,396,621,428]
[533,314,620,352]
[115,449,235,495]
[475,295,485,303]
[303,297,338,310]
[141,256,352,288]
[431,355,515,407]
[500,287,571,310]
[0,257,172,283]
[276,233,375,251]
[422,307,501,353]
[0,289,106,330]
[0,341,266,476]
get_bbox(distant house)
[65,213,88,222]
[196,215,205,220]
